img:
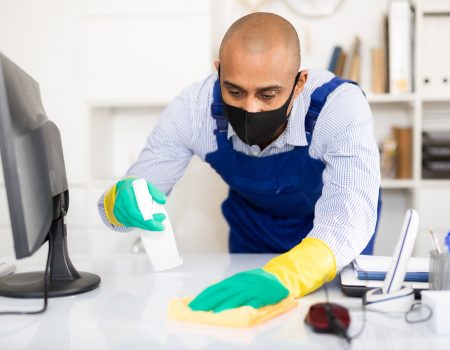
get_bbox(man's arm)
[97,88,195,231]
[261,84,380,298]
[308,84,381,270]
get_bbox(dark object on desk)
[305,302,351,340]
[0,52,100,299]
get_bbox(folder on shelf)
[422,131,450,179]
[352,255,429,282]
[388,0,413,93]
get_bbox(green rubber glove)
[188,268,289,313]
[104,177,167,231]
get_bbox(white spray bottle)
[132,178,183,271]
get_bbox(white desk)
[0,254,449,350]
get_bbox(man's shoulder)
[307,69,372,149]
[302,68,361,100]
[302,68,335,93]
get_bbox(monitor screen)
[0,52,99,299]
[0,52,68,258]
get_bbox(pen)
[429,227,442,254]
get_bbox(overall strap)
[305,76,359,134]
[211,78,228,133]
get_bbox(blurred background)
[1,0,449,260]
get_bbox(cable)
[323,261,433,347]
[0,242,51,316]
[324,283,356,344]
[321,270,368,344]
[405,302,433,324]
[346,274,368,341]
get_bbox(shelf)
[421,95,450,103]
[420,179,450,188]
[87,99,169,108]
[366,93,450,103]
[381,179,450,189]
[381,179,415,189]
[421,1,450,15]
[0,181,114,190]
[367,93,416,104]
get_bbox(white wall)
[0,0,225,260]
[0,0,429,261]
[212,0,390,92]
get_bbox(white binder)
[389,0,414,93]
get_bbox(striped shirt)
[97,68,381,270]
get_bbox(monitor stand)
[0,192,101,298]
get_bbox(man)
[98,13,380,313]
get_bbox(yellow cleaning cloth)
[168,297,297,328]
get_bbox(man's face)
[217,45,306,114]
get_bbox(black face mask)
[221,72,300,146]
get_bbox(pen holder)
[429,251,450,290]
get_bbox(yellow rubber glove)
[263,237,337,297]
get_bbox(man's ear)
[294,70,308,98]
[214,61,219,71]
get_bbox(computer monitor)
[0,52,100,298]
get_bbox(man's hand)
[104,177,167,231]
[188,268,289,313]
[188,238,337,313]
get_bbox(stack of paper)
[352,255,429,282]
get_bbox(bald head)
[219,12,301,75]
[217,12,307,124]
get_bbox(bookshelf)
[370,0,450,256]
[313,0,450,255]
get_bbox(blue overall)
[205,77,380,255]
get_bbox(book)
[352,255,429,282]
[328,46,342,73]
[383,14,390,93]
[335,50,346,77]
[380,136,397,178]
[347,37,361,82]
[393,126,413,179]
[372,47,386,93]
